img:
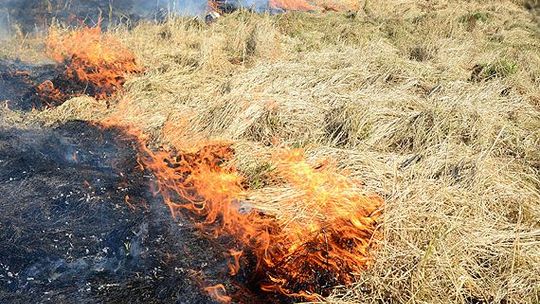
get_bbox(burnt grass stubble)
[0,58,119,111]
[0,60,60,111]
[0,119,295,303]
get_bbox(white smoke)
[165,0,209,15]
[0,9,11,41]
[233,0,270,11]
[133,0,209,17]
[133,0,271,17]
[0,0,276,37]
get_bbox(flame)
[257,149,382,297]
[205,284,232,303]
[133,136,383,300]
[35,80,64,107]
[37,24,141,106]
[228,249,243,276]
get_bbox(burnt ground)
[0,60,59,111]
[0,120,230,304]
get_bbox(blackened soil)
[0,121,225,304]
[0,60,60,111]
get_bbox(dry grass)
[2,0,540,303]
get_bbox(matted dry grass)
[2,0,540,303]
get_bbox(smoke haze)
[0,0,206,34]
[0,8,10,40]
[0,0,274,34]
[0,0,167,33]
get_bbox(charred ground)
[0,59,63,111]
[0,121,226,304]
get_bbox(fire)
[205,284,232,303]
[17,10,383,300]
[37,24,141,106]
[258,149,382,298]
[134,137,383,300]
[228,249,243,276]
[98,100,382,300]
[47,15,383,302]
[35,80,65,107]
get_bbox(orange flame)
[228,249,243,276]
[37,23,141,106]
[69,19,382,300]
[204,284,232,303]
[133,138,383,300]
[258,148,383,297]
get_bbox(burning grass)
[135,141,382,300]
[36,24,142,106]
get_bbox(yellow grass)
[2,0,540,303]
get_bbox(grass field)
[2,0,540,303]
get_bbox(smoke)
[233,0,270,11]
[136,0,209,16]
[0,8,11,40]
[0,0,275,35]
[133,0,271,18]
[0,0,213,34]
[133,0,271,16]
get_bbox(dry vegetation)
[2,0,540,303]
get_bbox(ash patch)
[0,121,220,303]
